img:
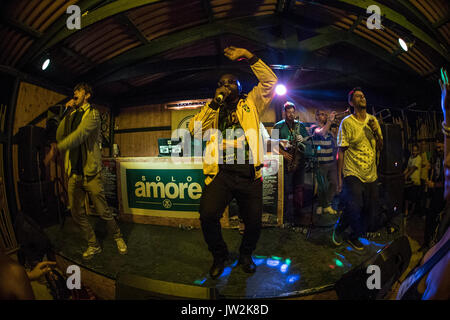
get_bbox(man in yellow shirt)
[333,87,383,251]
[189,47,277,279]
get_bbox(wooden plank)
[14,81,67,135]
[55,254,116,300]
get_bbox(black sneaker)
[332,226,344,246]
[347,238,364,251]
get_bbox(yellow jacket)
[189,58,277,185]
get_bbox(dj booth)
[102,154,284,229]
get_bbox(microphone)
[216,94,224,103]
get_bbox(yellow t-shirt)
[420,152,429,181]
[337,114,382,183]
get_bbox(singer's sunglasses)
[217,79,238,87]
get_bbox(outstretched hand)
[223,46,253,61]
[44,143,58,166]
[27,261,57,281]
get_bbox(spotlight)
[275,84,287,96]
[398,38,408,51]
[42,58,50,70]
[398,38,414,52]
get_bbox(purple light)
[275,84,287,96]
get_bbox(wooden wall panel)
[114,105,172,157]
[14,81,67,134]
[115,104,170,130]
[115,130,172,157]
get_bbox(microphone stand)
[306,138,318,240]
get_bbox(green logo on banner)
[126,169,204,212]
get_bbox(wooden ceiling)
[0,0,449,108]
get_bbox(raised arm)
[223,47,277,115]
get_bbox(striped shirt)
[310,124,335,165]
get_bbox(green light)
[285,259,291,265]
[335,259,344,267]
[271,256,282,260]
[254,255,267,259]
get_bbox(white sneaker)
[316,207,323,215]
[324,206,337,215]
[115,238,128,255]
[83,245,102,259]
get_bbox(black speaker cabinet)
[379,124,403,175]
[378,174,404,217]
[16,125,46,182]
[17,181,60,228]
[335,236,411,300]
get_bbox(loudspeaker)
[378,173,404,216]
[379,124,403,175]
[17,181,61,228]
[116,273,218,299]
[334,235,411,300]
[16,125,46,182]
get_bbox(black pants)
[424,187,445,246]
[199,168,263,260]
[338,176,378,239]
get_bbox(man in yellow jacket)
[189,46,277,279]
[45,83,127,260]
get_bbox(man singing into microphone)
[44,83,127,259]
[332,87,383,251]
[189,47,277,279]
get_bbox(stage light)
[398,38,414,52]
[271,256,282,260]
[359,238,371,246]
[287,275,300,283]
[266,259,280,267]
[280,264,289,273]
[335,259,344,268]
[285,259,291,265]
[42,58,50,70]
[194,277,207,285]
[275,84,287,96]
[253,258,265,266]
[219,267,232,278]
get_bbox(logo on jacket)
[243,104,250,112]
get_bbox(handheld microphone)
[216,94,224,103]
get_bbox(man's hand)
[440,67,449,118]
[337,176,343,193]
[214,87,230,103]
[223,46,253,61]
[27,261,57,281]
[329,111,336,122]
[295,134,304,144]
[280,149,293,162]
[44,143,58,166]
[368,118,378,134]
[279,139,290,150]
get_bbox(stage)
[44,215,403,299]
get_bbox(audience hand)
[27,261,57,281]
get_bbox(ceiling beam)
[60,46,96,68]
[395,0,450,54]
[18,0,163,69]
[201,0,214,23]
[304,0,449,60]
[115,14,149,45]
[0,17,42,38]
[80,16,285,83]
